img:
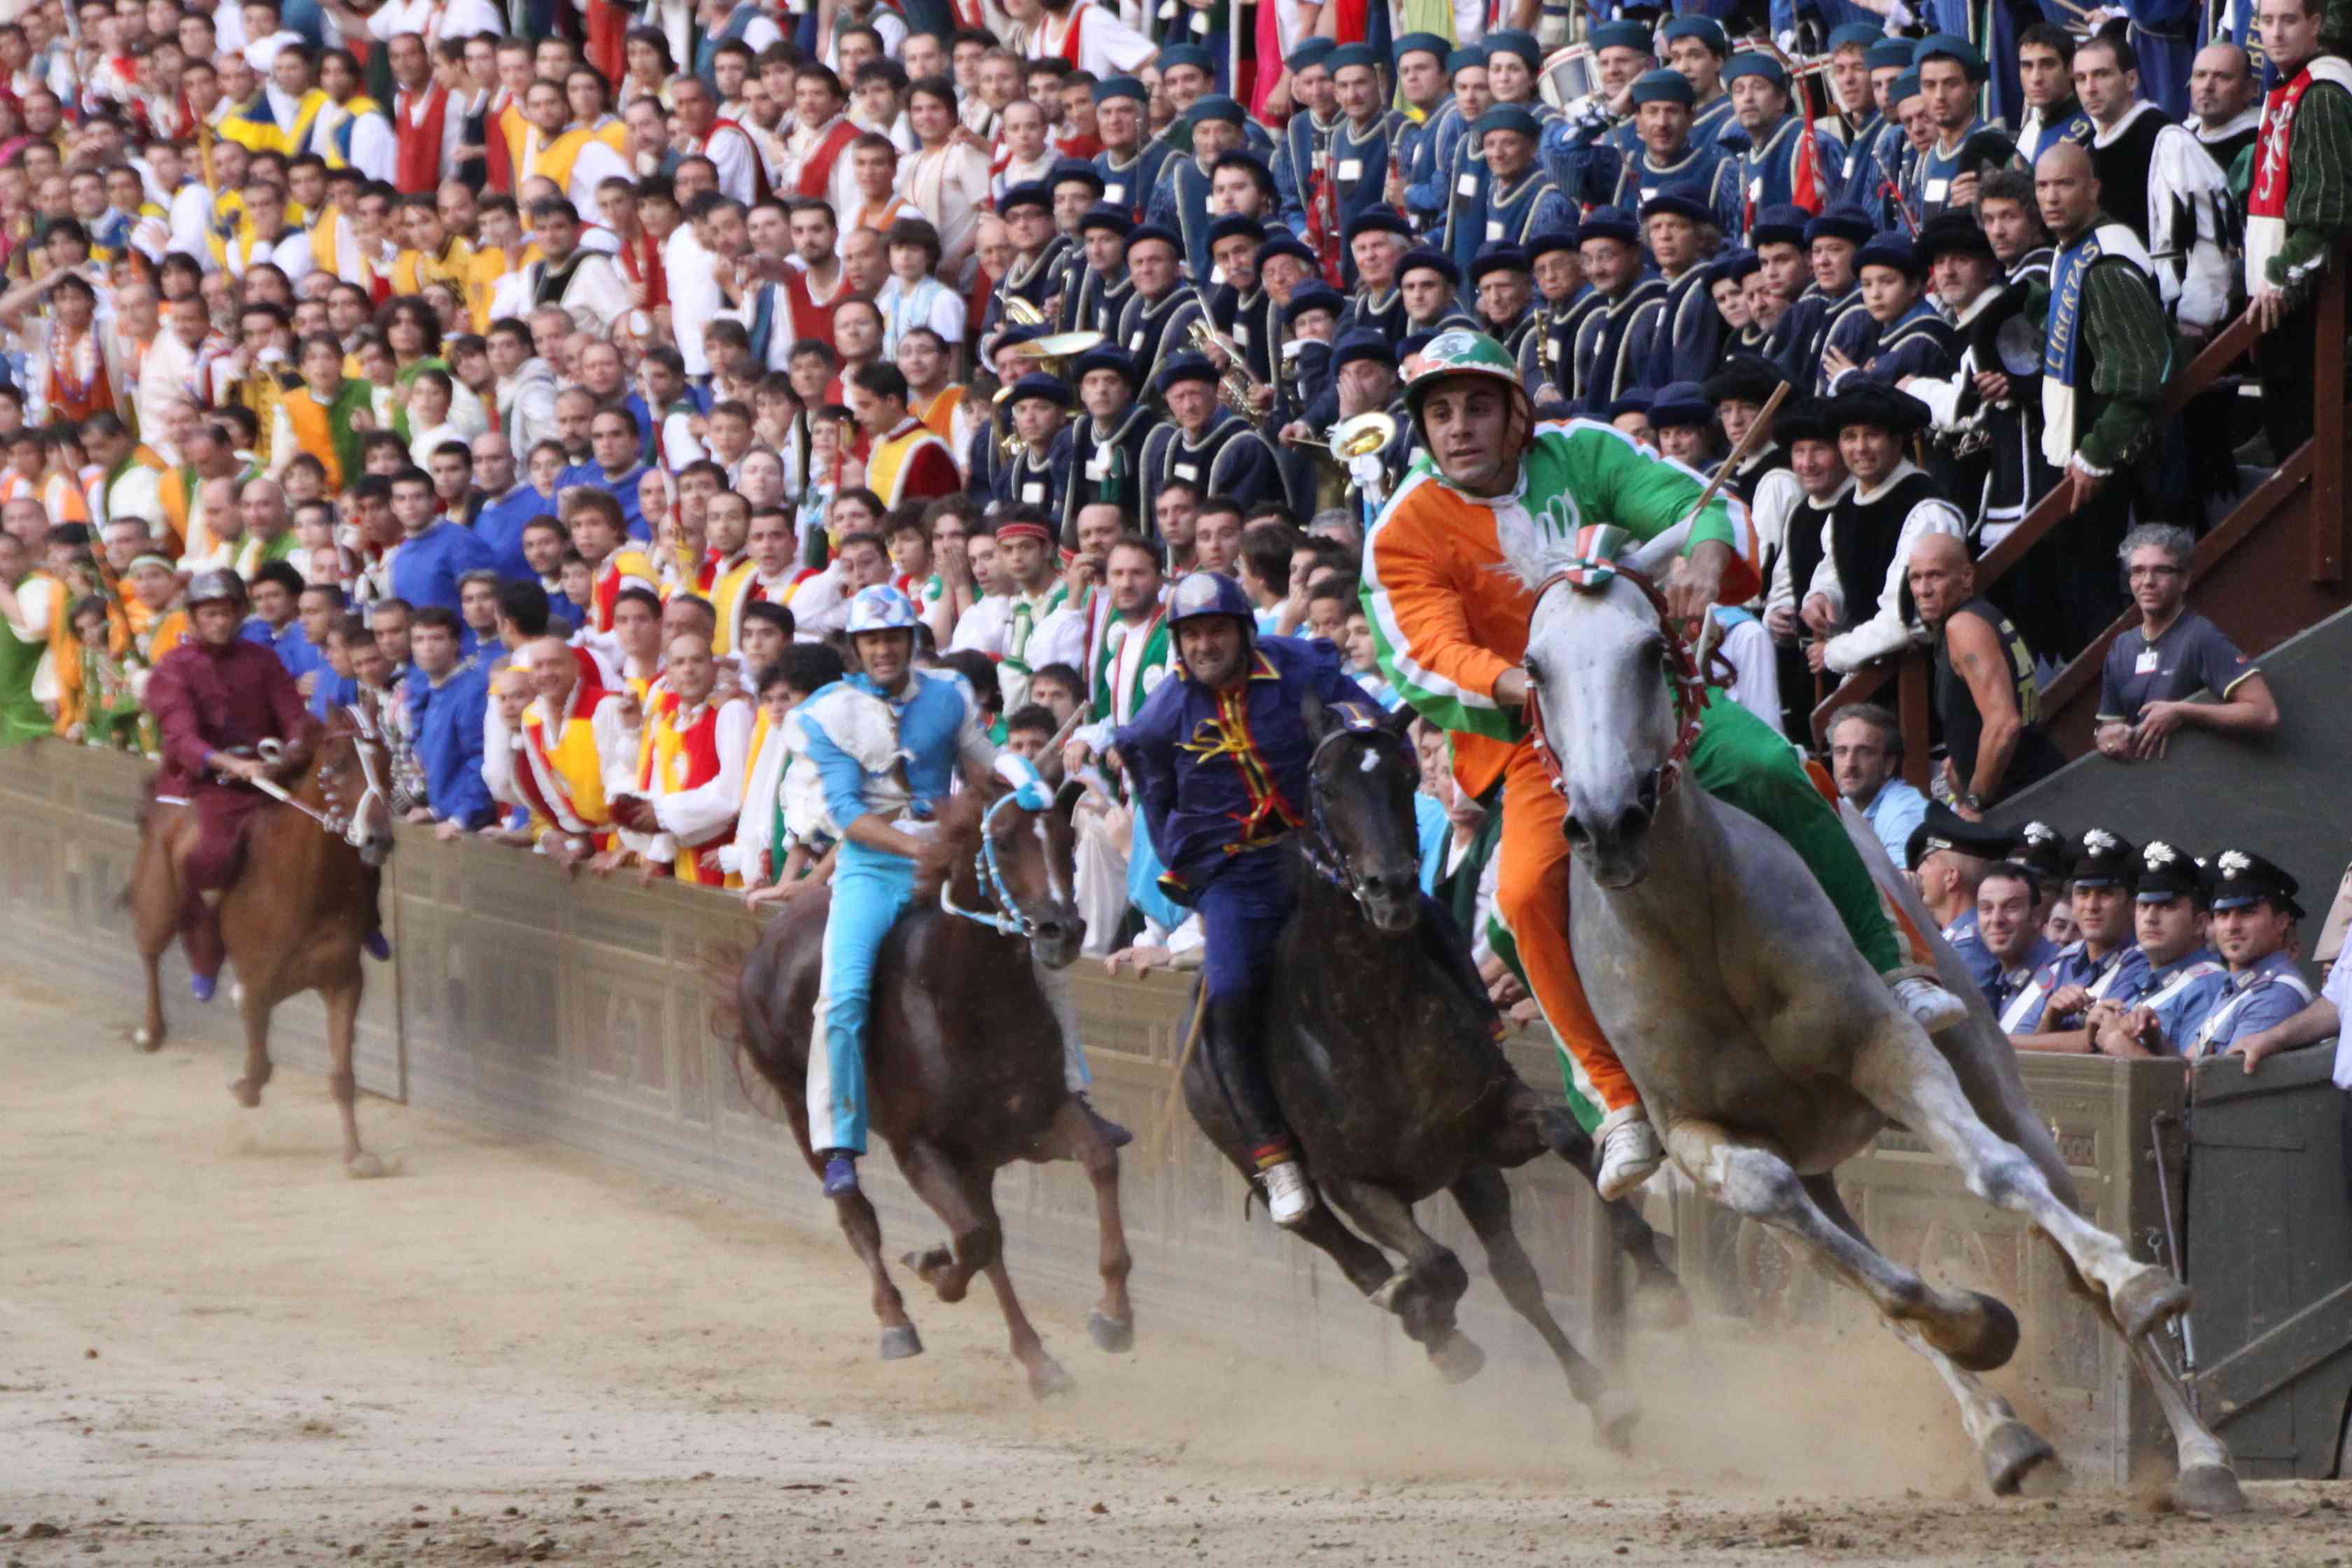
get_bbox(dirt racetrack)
[3,971,2347,1568]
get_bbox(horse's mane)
[911,785,993,903]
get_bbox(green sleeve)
[2275,83,2352,308]
[1567,424,1754,594]
[2078,262,2172,472]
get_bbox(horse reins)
[239,705,390,851]
[1300,722,1418,913]
[937,790,1044,938]
[1523,561,1722,808]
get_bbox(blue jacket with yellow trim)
[1114,633,1382,903]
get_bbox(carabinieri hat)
[1469,241,1532,284]
[2210,849,2306,918]
[2069,827,2139,889]
[1578,205,1641,246]
[2013,819,2071,884]
[2137,840,2211,904]
[1399,246,1462,284]
[1905,800,2017,872]
[1630,69,1695,108]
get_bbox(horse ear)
[1301,690,1329,741]
[1625,522,1691,582]
[1052,778,1084,825]
[1382,701,1416,741]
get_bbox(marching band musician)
[1408,46,1489,240]
[1447,105,1572,290]
[1835,36,1916,218]
[982,183,1068,335]
[1661,16,1738,147]
[1110,225,1206,400]
[1154,45,1278,159]
[1317,44,1399,286]
[962,324,1043,504]
[1396,249,1482,339]
[1338,211,1413,344]
[1522,227,1595,404]
[1564,69,1742,233]
[1725,53,1847,241]
[1285,330,1411,521]
[1386,33,1454,235]
[1639,186,1731,387]
[1064,204,1135,336]
[1777,204,1874,394]
[1203,216,1272,390]
[1567,206,1667,415]
[1138,354,1282,525]
[1269,39,1342,258]
[1468,244,1541,363]
[1061,346,1161,541]
[1821,233,1954,394]
[1149,94,1254,285]
[1090,76,1172,224]
[1245,234,1323,391]
[993,372,1077,522]
[1904,36,1994,225]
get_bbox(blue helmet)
[846,584,920,634]
[1167,570,1255,629]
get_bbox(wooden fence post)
[2311,246,2347,586]
[1898,652,1933,789]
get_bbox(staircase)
[1808,246,2352,774]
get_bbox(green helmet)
[1403,328,1531,442]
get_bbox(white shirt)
[1807,461,1967,674]
[665,225,723,377]
[1023,1,1154,76]
[874,273,967,352]
[899,141,994,284]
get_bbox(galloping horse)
[1507,522,2241,1511]
[1181,697,1666,1449]
[126,704,399,1175]
[732,774,1133,1397]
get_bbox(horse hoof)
[2113,1268,2194,1342]
[1027,1357,1074,1399]
[1945,1290,2022,1373]
[228,1078,262,1109]
[344,1152,388,1180]
[2173,1464,2246,1516]
[1369,1269,1410,1312]
[132,1026,160,1052]
[1087,1311,1134,1354]
[1589,1388,1640,1455]
[878,1324,924,1362]
[1428,1331,1485,1385]
[1981,1419,2059,1498]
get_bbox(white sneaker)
[1595,1108,1664,1201]
[1261,1159,1319,1227]
[1891,976,1969,1035]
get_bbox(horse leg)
[895,1138,1000,1306]
[980,1253,1073,1400]
[1047,1098,1134,1353]
[1322,1177,1481,1382]
[1448,1164,1637,1450]
[130,827,176,1051]
[1850,1027,2192,1343]
[1512,1086,1687,1322]
[1802,1175,2061,1499]
[2059,1269,2239,1513]
[228,979,274,1109]
[1662,1120,2019,1371]
[322,974,384,1177]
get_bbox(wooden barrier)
[0,739,2197,1480]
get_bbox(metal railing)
[1807,247,2350,785]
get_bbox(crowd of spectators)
[0,0,2337,1059]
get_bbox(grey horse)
[1504,522,2241,1513]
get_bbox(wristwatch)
[1961,792,1985,811]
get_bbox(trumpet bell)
[1001,296,1046,328]
[1011,330,1106,360]
[1330,411,1397,458]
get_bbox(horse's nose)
[1608,803,1651,844]
[1361,868,1415,905]
[1562,813,1593,850]
[1638,769,1662,816]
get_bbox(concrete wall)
[0,741,2203,1480]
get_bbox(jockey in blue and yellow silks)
[1114,572,1500,1228]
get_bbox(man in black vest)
[1907,531,2066,817]
[1139,352,1281,526]
[1060,346,1161,543]
[1800,383,1968,680]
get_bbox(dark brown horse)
[732,774,1133,1397]
[127,704,398,1174]
[1182,698,1674,1447]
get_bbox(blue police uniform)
[2111,948,2231,1053]
[409,658,495,830]
[1944,907,2001,1000]
[1999,939,2138,1033]
[2188,951,2316,1058]
[799,657,996,1161]
[388,519,500,615]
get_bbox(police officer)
[1905,801,2022,1000]
[2006,829,2142,1042]
[1112,573,1491,1225]
[2184,851,2316,1060]
[2087,840,2230,1056]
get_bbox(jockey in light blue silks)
[797,584,1124,1197]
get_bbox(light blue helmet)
[846,584,919,634]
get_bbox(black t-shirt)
[2097,611,2258,726]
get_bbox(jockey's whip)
[1674,379,1791,670]
[1149,982,1211,1163]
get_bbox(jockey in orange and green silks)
[1361,329,1963,1200]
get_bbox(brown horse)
[126,704,398,1174]
[731,775,1133,1398]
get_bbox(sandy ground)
[4,972,2350,1568]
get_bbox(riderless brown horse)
[1181,696,1670,1447]
[731,773,1133,1397]
[125,703,398,1175]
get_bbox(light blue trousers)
[806,844,915,1156]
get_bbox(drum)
[1539,45,1594,111]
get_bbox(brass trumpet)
[1001,295,1047,328]
[1186,318,1266,412]
[1289,410,1398,459]
[991,329,1105,401]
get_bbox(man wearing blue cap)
[1723,53,1846,242]
[1089,77,1171,224]
[1469,244,1539,360]
[1568,206,1667,414]
[1909,34,1993,221]
[1554,69,1742,234]
[1270,38,1343,258]
[1480,30,1560,129]
[1285,330,1409,505]
[1396,248,1482,339]
[1140,352,1282,525]
[1312,43,1401,287]
[1340,210,1414,343]
[1062,345,1161,538]
[993,372,1077,522]
[1446,105,1572,285]
[1386,32,1453,227]
[1818,22,1884,140]
[1777,205,1872,393]
[987,183,1073,337]
[1638,185,1730,386]
[1402,48,1490,237]
[1147,94,1253,282]
[1835,36,1917,216]
[1110,224,1205,397]
[1522,230,1595,400]
[1821,234,1952,393]
[1062,203,1134,337]
[1201,214,1268,376]
[1661,15,1737,146]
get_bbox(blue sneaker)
[821,1152,861,1198]
[190,972,216,1003]
[363,928,392,962]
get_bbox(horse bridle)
[1301,722,1418,910]
[246,704,391,850]
[937,789,1062,939]
[1522,559,1718,808]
